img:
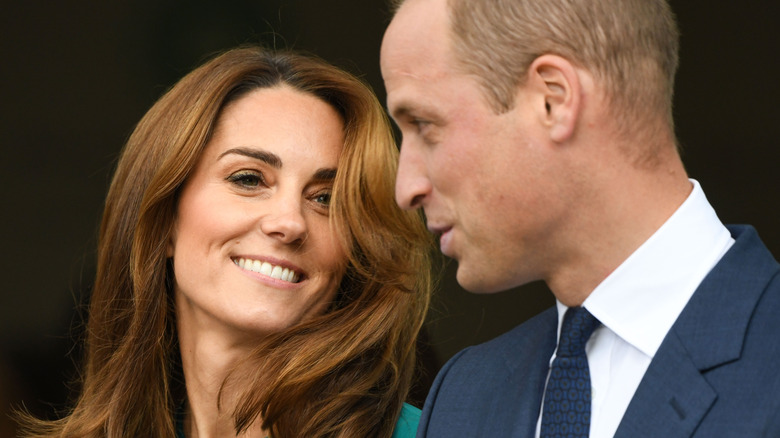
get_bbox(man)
[380,0,780,436]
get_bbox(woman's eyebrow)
[312,168,337,182]
[219,147,336,182]
[218,147,282,169]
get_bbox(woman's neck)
[177,309,268,438]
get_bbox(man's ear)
[525,54,582,143]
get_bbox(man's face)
[381,0,574,293]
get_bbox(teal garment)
[392,403,422,438]
[175,402,421,437]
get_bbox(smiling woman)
[171,87,348,341]
[17,47,432,438]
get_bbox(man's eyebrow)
[218,147,282,169]
[390,100,439,125]
[389,102,413,121]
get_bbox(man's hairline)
[388,0,525,115]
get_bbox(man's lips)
[428,225,454,256]
[427,223,452,235]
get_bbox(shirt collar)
[557,179,733,358]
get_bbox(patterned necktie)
[540,306,601,438]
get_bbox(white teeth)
[235,258,300,283]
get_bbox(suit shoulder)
[418,307,558,436]
[465,306,557,358]
[433,306,557,383]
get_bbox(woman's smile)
[233,256,303,284]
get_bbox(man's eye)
[227,170,265,188]
[411,119,430,130]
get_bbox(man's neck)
[546,141,691,306]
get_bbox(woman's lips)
[233,257,302,283]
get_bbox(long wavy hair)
[19,46,432,437]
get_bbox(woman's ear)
[526,54,583,143]
[166,228,176,258]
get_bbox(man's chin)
[456,263,535,294]
[455,266,505,294]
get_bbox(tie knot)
[557,306,600,357]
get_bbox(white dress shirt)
[535,179,735,437]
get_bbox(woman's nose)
[259,196,308,244]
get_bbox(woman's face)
[169,85,347,340]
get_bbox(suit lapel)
[614,331,717,437]
[616,225,779,437]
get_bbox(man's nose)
[395,142,431,210]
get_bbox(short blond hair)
[392,0,680,140]
[451,0,679,132]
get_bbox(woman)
[20,46,432,437]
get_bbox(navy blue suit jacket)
[417,225,780,437]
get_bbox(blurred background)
[1,1,778,435]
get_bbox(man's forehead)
[381,0,454,81]
[382,0,450,62]
[383,58,456,117]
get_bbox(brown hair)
[393,0,679,143]
[19,46,432,437]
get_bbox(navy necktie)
[540,306,601,438]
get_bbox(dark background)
[1,1,778,436]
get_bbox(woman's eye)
[313,192,332,207]
[227,170,264,188]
